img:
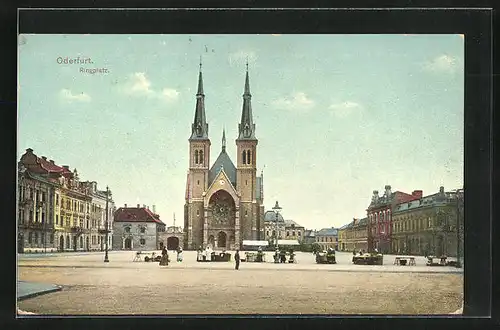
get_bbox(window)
[298,231,301,236]
[41,213,45,224]
[34,232,38,244]
[56,215,59,225]
[28,232,32,243]
[247,150,251,164]
[140,238,146,245]
[125,226,131,233]
[266,231,269,236]
[66,237,70,248]
[80,237,83,248]
[56,194,59,206]
[286,231,289,237]
[242,150,246,164]
[292,231,295,236]
[41,233,45,244]
[197,210,200,216]
[29,212,33,222]
[140,227,146,234]
[50,234,54,244]
[197,180,200,185]
[199,150,203,164]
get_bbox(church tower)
[185,62,211,249]
[236,63,259,240]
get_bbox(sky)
[18,34,464,230]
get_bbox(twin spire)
[190,57,256,142]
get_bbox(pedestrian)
[234,249,240,270]
[177,247,183,262]
[159,247,169,266]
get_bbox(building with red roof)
[113,204,166,251]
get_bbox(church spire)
[222,127,226,152]
[238,62,256,140]
[190,58,208,140]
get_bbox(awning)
[242,240,269,246]
[277,239,300,246]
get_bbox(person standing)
[234,249,240,270]
[159,247,169,266]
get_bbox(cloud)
[59,89,91,102]
[160,88,180,101]
[228,50,257,67]
[329,101,362,118]
[423,54,461,74]
[272,92,315,111]
[123,72,179,102]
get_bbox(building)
[338,217,369,252]
[113,205,166,250]
[183,65,264,250]
[303,229,317,245]
[315,227,338,251]
[18,148,114,253]
[158,214,184,251]
[366,185,422,253]
[263,211,305,244]
[391,186,463,257]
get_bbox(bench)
[394,256,416,266]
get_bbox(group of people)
[274,248,295,263]
[159,246,183,266]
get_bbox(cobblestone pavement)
[17,251,463,315]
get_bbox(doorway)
[59,235,64,252]
[167,237,179,250]
[217,231,227,248]
[124,237,132,250]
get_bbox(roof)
[304,230,315,237]
[264,210,285,222]
[208,150,237,187]
[284,219,304,228]
[316,228,338,236]
[114,207,165,225]
[393,190,460,214]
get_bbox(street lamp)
[104,186,110,263]
[272,201,282,250]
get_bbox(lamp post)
[272,201,282,250]
[104,186,110,263]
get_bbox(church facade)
[183,65,264,250]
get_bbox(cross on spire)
[199,55,202,71]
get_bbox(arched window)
[194,150,199,164]
[247,150,251,164]
[199,150,203,164]
[242,150,246,164]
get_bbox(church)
[183,64,264,250]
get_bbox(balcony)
[98,228,110,234]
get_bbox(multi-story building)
[315,227,338,251]
[366,185,422,253]
[113,205,166,251]
[263,211,305,244]
[338,218,369,252]
[18,148,115,253]
[283,220,305,242]
[391,186,463,257]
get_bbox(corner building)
[184,66,264,250]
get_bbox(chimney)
[412,190,423,199]
[147,205,149,210]
[49,160,55,164]
[143,204,146,208]
[439,186,444,194]
[62,165,69,170]
[41,156,47,161]
[26,148,33,153]
[124,203,127,208]
[137,204,140,208]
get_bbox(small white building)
[112,204,166,251]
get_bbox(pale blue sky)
[18,34,464,229]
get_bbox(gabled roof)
[114,207,165,225]
[316,228,338,236]
[208,150,237,187]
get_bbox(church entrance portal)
[217,231,227,248]
[124,237,132,250]
[167,237,179,250]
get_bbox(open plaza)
[17,250,463,315]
